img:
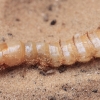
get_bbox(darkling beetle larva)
[0,28,100,70]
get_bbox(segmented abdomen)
[0,29,100,69]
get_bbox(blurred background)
[0,0,100,100]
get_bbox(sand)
[0,0,100,100]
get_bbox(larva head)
[3,41,25,66]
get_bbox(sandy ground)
[0,0,100,100]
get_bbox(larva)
[0,29,100,69]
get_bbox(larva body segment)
[88,31,100,57]
[36,42,51,67]
[48,42,63,67]
[3,41,25,66]
[94,29,100,57]
[74,33,95,62]
[0,29,100,69]
[25,41,38,64]
[61,39,78,65]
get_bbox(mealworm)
[0,29,100,69]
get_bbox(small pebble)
[2,37,5,42]
[50,20,56,25]
[48,4,53,11]
[92,89,98,93]
[7,33,13,37]
[58,65,67,73]
[16,18,20,21]
[43,14,49,22]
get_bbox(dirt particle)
[46,70,55,75]
[80,69,87,73]
[48,35,54,37]
[39,70,46,76]
[44,89,46,92]
[50,20,56,25]
[92,89,98,93]
[48,96,56,100]
[11,75,14,78]
[98,68,100,70]
[32,94,35,96]
[44,16,49,22]
[39,70,55,76]
[48,4,53,11]
[16,18,20,21]
[74,62,81,67]
[1,37,5,42]
[60,96,68,100]
[7,33,13,37]
[62,85,67,91]
[43,14,49,22]
[61,84,71,92]
[62,23,66,26]
[97,26,100,29]
[58,65,67,73]
[28,64,38,69]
